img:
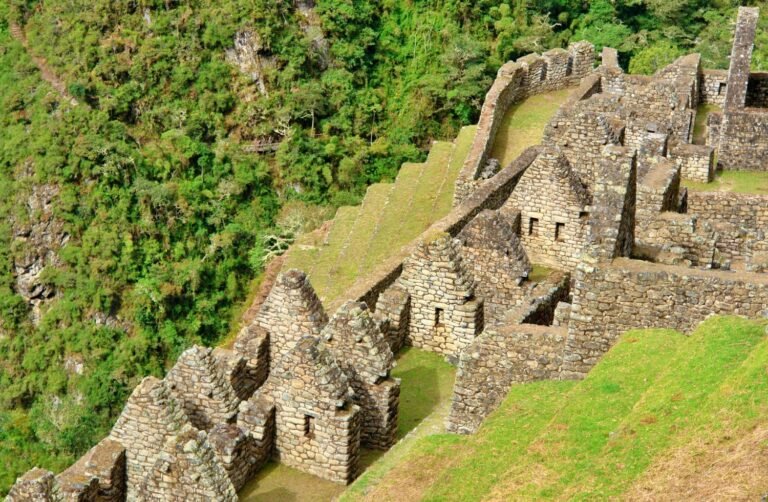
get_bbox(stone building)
[251,335,361,484]
[400,233,484,358]
[321,301,400,450]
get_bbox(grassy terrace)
[339,316,768,501]
[683,170,768,194]
[282,87,574,306]
[490,87,573,167]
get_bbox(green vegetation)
[342,317,768,501]
[683,170,768,194]
[240,347,455,501]
[693,103,721,145]
[2,0,768,492]
[490,88,573,166]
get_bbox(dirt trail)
[10,23,79,106]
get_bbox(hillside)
[343,316,768,501]
[1,0,767,495]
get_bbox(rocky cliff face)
[12,180,68,324]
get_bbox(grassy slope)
[683,170,768,194]
[490,88,573,167]
[341,317,768,501]
[283,88,572,306]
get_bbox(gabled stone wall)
[254,336,361,484]
[165,346,241,431]
[400,233,484,357]
[322,301,400,450]
[505,148,591,269]
[256,269,328,367]
[457,209,532,323]
[139,425,238,501]
[108,377,192,500]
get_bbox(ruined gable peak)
[140,424,237,501]
[165,345,241,431]
[256,268,328,335]
[276,335,354,409]
[321,300,395,384]
[405,232,475,297]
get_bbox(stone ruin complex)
[10,6,768,500]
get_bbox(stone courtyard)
[10,6,768,501]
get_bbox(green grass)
[340,316,768,501]
[520,316,765,500]
[693,103,720,145]
[392,347,456,439]
[682,169,768,194]
[528,263,553,283]
[490,88,573,167]
[431,126,477,218]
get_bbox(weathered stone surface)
[139,425,238,501]
[165,345,241,431]
[447,324,566,434]
[322,301,399,449]
[255,269,328,368]
[108,377,192,500]
[400,233,483,358]
[6,468,57,502]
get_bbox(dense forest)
[0,0,765,491]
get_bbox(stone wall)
[256,269,328,367]
[446,324,566,434]
[321,301,399,450]
[453,42,595,205]
[670,143,714,182]
[700,70,728,106]
[457,209,531,323]
[633,212,717,267]
[254,336,361,484]
[139,425,238,501]
[55,439,126,501]
[400,233,484,358]
[165,346,241,431]
[714,109,768,170]
[373,281,410,353]
[687,191,768,261]
[584,146,636,262]
[724,7,759,111]
[108,377,192,500]
[562,257,768,378]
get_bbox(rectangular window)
[528,218,539,236]
[565,57,573,76]
[540,65,547,81]
[304,415,315,437]
[435,308,444,327]
[555,222,565,242]
[718,82,727,95]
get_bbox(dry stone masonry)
[14,7,768,498]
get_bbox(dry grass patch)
[626,426,768,501]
